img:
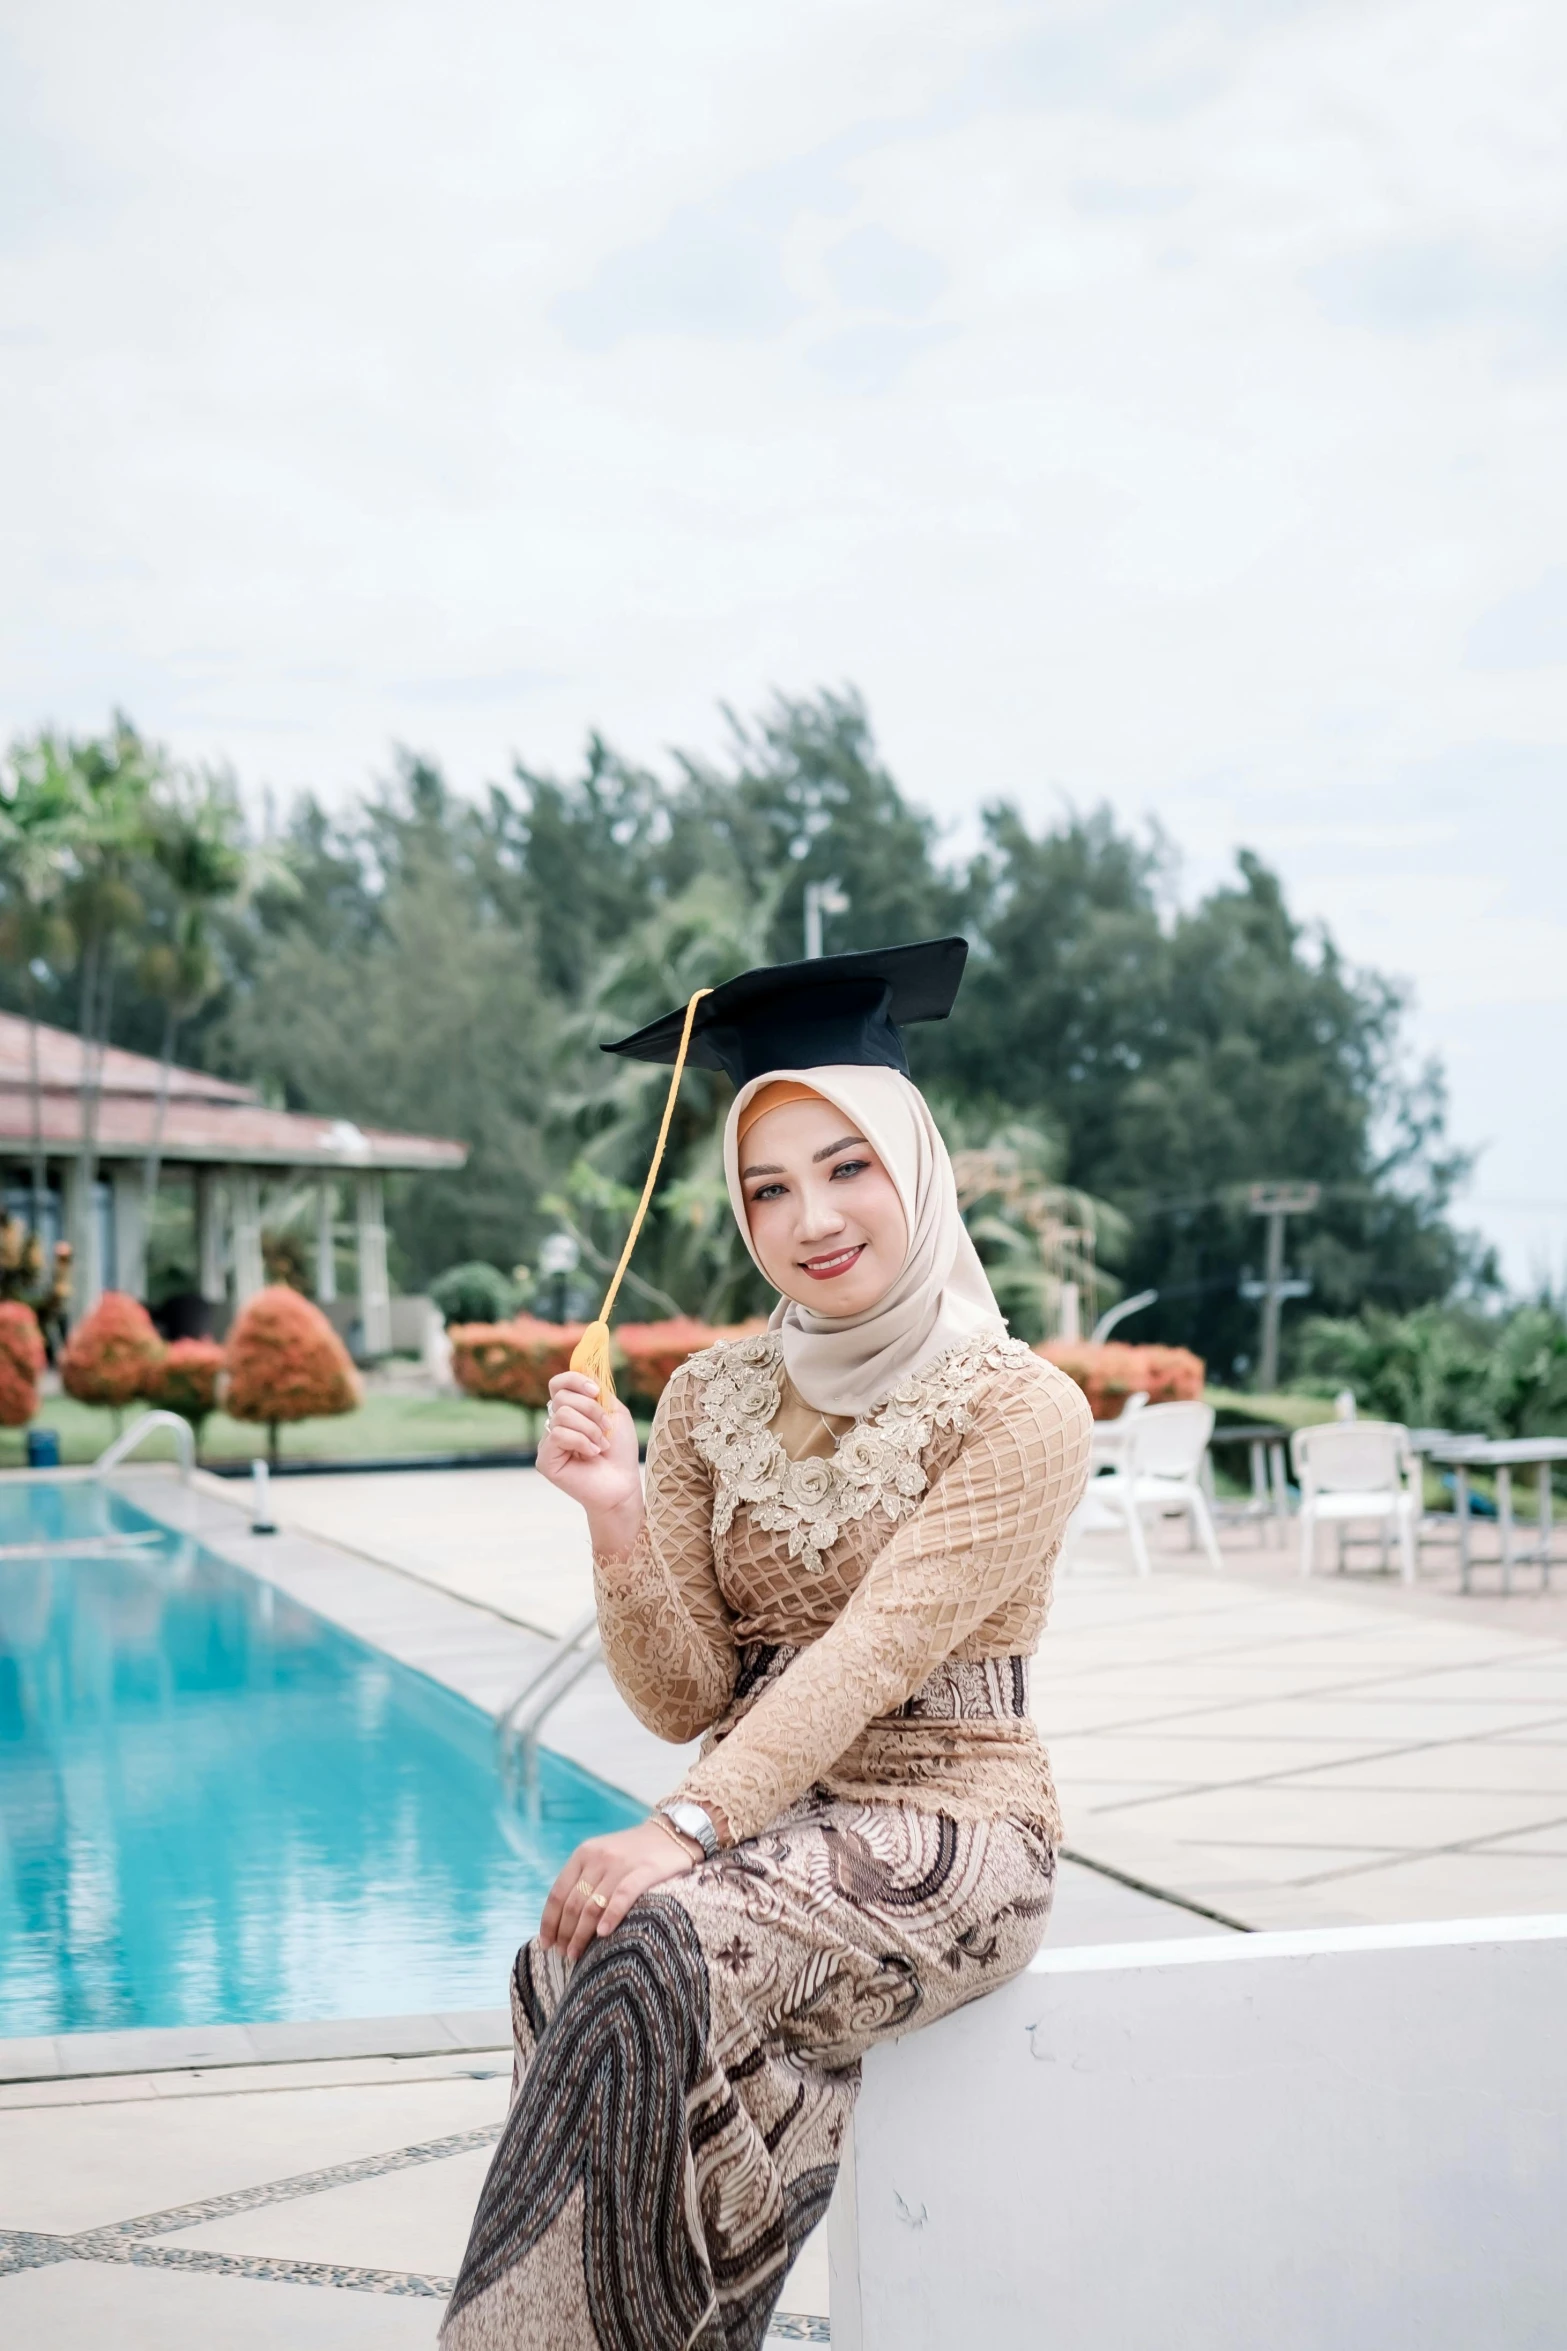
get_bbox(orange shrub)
[225,1286,360,1457]
[1039,1338,1205,1420]
[61,1291,164,1409]
[0,1301,45,1428]
[614,1317,769,1406]
[448,1316,584,1411]
[144,1337,226,1432]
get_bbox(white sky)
[3,0,1565,1285]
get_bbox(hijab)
[722,1064,1005,1419]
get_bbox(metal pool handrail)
[95,1411,195,1484]
[496,1606,603,1787]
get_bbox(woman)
[442,943,1093,2351]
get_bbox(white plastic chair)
[1070,1400,1221,1577]
[1087,1386,1149,1472]
[1290,1420,1417,1583]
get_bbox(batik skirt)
[439,1793,1055,2351]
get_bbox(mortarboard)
[602,935,969,1087]
[567,937,969,1406]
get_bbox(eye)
[829,1158,870,1181]
[748,1181,788,1203]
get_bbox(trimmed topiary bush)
[144,1337,226,1449]
[1039,1339,1205,1420]
[431,1261,521,1327]
[61,1291,164,1412]
[225,1284,361,1465]
[0,1301,45,1429]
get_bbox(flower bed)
[448,1316,586,1411]
[613,1318,769,1406]
[1038,1339,1205,1420]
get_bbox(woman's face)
[739,1095,908,1317]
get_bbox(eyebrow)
[741,1135,868,1180]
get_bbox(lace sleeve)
[669,1357,1092,1841]
[592,1364,737,1745]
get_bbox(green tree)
[139,767,273,1195]
[0,741,76,1234]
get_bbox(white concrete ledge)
[831,1911,1567,2351]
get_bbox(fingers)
[545,1373,611,1458]
[550,1400,609,1452]
[543,1415,605,1461]
[595,1866,660,1940]
[541,1840,596,1951]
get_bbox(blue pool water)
[0,1481,638,2038]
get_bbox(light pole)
[1240,1182,1319,1391]
[803,879,849,960]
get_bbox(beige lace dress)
[442,1333,1092,2351]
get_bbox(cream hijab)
[722,1064,1005,1419]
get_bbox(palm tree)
[0,739,77,1240]
[138,770,250,1198]
[51,719,160,1289]
[949,1119,1129,1343]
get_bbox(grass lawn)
[2,1389,541,1470]
[1204,1386,1335,1432]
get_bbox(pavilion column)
[111,1165,147,1300]
[231,1172,265,1306]
[315,1181,338,1303]
[196,1171,227,1308]
[63,1158,102,1323]
[355,1171,391,1358]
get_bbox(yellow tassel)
[568,986,712,1410]
[569,1317,615,1408]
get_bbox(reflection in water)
[0,1483,636,2035]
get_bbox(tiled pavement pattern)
[0,2048,835,2342]
[1047,1523,1567,1929]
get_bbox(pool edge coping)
[0,2005,515,2083]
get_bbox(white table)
[1415,1435,1567,1593]
[1202,1421,1292,1547]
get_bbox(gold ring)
[576,1878,608,1909]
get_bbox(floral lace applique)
[683,1329,1037,1574]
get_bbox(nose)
[795,1181,847,1244]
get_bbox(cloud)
[1467,567,1567,671]
[806,321,956,396]
[551,146,862,351]
[824,224,946,318]
[1306,240,1567,342]
[389,668,560,707]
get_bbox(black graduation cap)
[603,936,969,1089]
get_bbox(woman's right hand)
[538,1371,644,1528]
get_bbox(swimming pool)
[0,1479,639,2039]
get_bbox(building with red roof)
[0,1012,467,1348]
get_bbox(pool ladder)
[496,1606,603,1797]
[94,1411,196,1483]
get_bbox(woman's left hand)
[540,1822,698,1962]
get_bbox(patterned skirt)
[439,1794,1055,2351]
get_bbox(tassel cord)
[568,987,712,1405]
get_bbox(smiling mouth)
[798,1244,866,1281]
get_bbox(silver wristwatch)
[658,1800,720,1861]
